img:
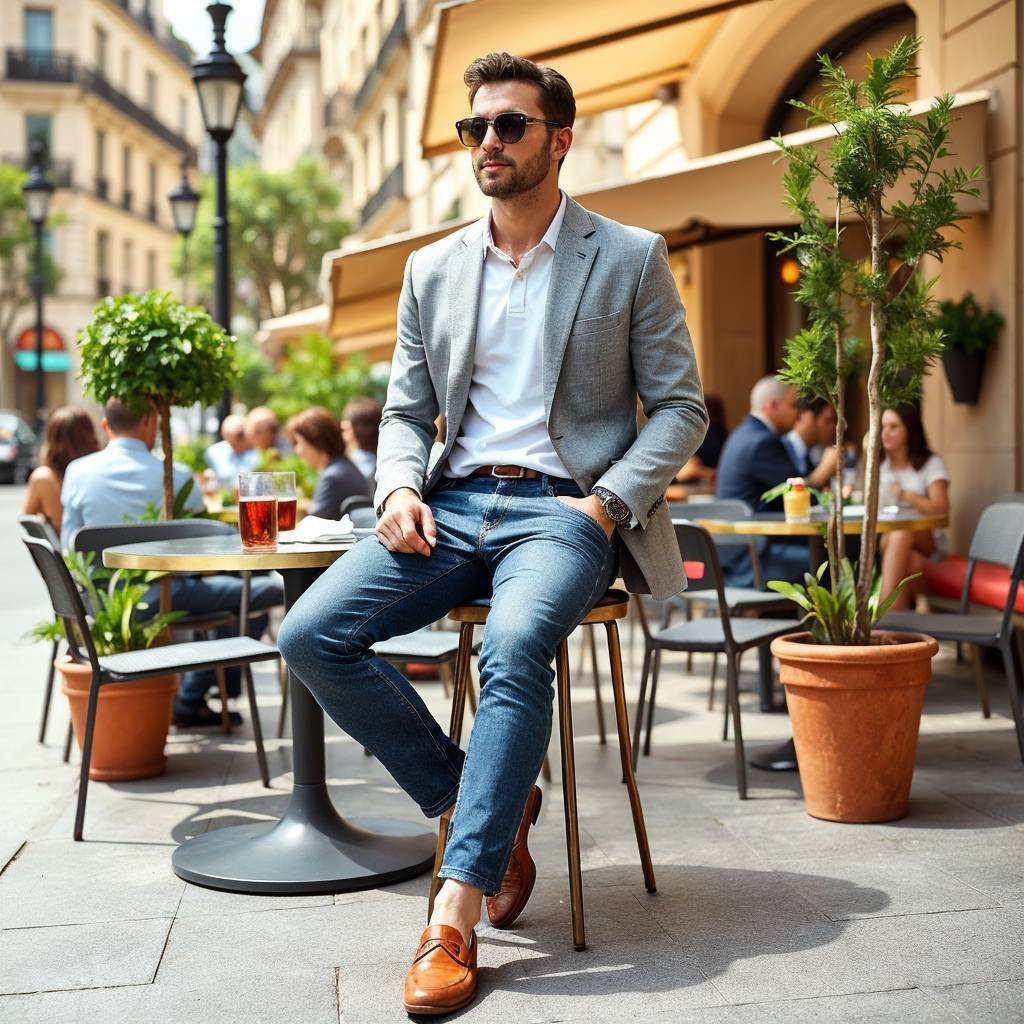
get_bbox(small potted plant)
[765,37,979,822]
[32,552,185,780]
[933,292,1004,404]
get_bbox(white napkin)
[279,514,356,544]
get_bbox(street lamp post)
[22,140,55,437]
[192,3,246,427]
[168,155,200,303]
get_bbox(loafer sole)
[403,990,477,1016]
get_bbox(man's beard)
[473,139,552,198]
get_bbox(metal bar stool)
[427,588,656,951]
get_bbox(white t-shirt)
[879,453,950,552]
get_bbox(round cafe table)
[104,535,437,895]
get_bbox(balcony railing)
[360,162,405,227]
[2,154,73,188]
[5,49,195,160]
[95,176,109,200]
[352,3,407,115]
[122,189,133,211]
[96,276,111,297]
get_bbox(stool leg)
[642,648,663,757]
[428,623,476,922]
[605,621,656,894]
[631,645,653,774]
[556,639,586,951]
[727,650,747,799]
[586,625,606,745]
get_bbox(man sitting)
[715,376,838,586]
[204,413,256,488]
[784,397,838,478]
[61,399,283,728]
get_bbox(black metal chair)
[18,515,65,748]
[22,534,280,839]
[632,522,798,798]
[878,501,1024,763]
[339,494,374,518]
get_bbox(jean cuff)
[422,781,461,819]
[436,865,501,898]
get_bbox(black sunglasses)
[455,112,564,148]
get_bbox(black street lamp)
[192,2,246,427]
[22,140,55,437]
[168,155,200,303]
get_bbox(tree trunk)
[830,198,846,577]
[855,195,885,643]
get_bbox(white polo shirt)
[446,192,570,479]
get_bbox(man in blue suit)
[715,376,837,586]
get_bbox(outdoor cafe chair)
[632,522,799,798]
[21,534,281,840]
[18,514,65,749]
[877,501,1024,763]
[339,494,374,519]
[71,519,273,735]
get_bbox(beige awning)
[422,0,769,159]
[329,91,990,354]
[257,303,329,359]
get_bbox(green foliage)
[29,551,186,656]
[78,290,237,413]
[253,449,318,499]
[262,332,388,421]
[931,292,1004,355]
[232,332,274,409]
[134,479,206,522]
[173,158,349,322]
[767,560,919,645]
[767,36,980,643]
[0,163,62,345]
[170,439,211,474]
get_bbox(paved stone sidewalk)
[3,491,1023,1022]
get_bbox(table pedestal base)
[172,782,437,895]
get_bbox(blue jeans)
[161,574,284,710]
[277,474,617,895]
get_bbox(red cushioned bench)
[924,555,1024,615]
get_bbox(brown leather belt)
[470,464,542,479]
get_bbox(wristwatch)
[590,486,632,526]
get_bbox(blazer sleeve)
[593,233,709,527]
[372,250,440,514]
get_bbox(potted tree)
[33,553,185,780]
[765,37,980,822]
[78,290,237,519]
[934,292,1004,404]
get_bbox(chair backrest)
[70,518,234,559]
[21,535,98,669]
[671,498,766,586]
[347,505,377,530]
[673,522,738,644]
[963,503,1024,626]
[18,513,61,550]
[339,494,373,517]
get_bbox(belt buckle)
[491,465,525,479]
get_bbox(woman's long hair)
[40,406,99,478]
[884,403,933,471]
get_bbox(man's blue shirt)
[204,439,257,487]
[60,437,204,548]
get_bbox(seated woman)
[878,403,950,611]
[676,393,728,485]
[21,406,99,536]
[285,406,369,520]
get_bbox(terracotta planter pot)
[770,631,939,823]
[57,658,177,782]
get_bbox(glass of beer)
[273,471,298,532]
[238,472,278,549]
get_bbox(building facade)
[0,0,201,421]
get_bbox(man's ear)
[100,418,112,438]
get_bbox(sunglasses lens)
[495,113,527,143]
[457,118,487,147]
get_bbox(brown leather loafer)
[402,924,478,1016]
[487,784,542,929]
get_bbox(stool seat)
[449,588,630,625]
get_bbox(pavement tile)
[0,917,171,994]
[924,977,1024,1023]
[915,841,1024,906]
[0,839,183,928]
[728,987,959,1022]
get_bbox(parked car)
[0,411,37,484]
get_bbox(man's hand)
[376,488,437,556]
[555,494,616,539]
[807,446,840,488]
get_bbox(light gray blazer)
[373,196,708,600]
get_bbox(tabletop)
[103,534,354,572]
[692,510,948,537]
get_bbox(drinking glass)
[273,471,298,531]
[238,472,278,549]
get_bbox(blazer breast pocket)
[570,309,622,337]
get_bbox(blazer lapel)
[542,199,598,422]
[445,223,485,429]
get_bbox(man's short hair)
[285,406,345,460]
[464,52,575,171]
[796,397,830,416]
[749,375,788,412]
[104,399,147,433]
[341,396,383,451]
